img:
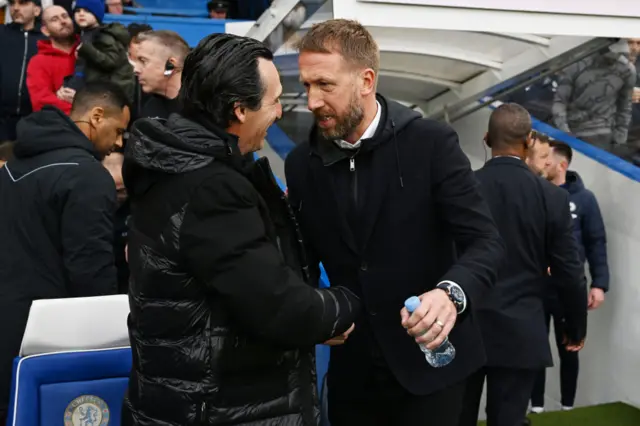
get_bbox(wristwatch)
[436,281,467,314]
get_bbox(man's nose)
[307,96,324,112]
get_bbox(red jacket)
[26,38,79,114]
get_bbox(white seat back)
[19,295,130,356]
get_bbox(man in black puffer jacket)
[121,33,360,426]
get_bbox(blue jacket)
[562,171,609,291]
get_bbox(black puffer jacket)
[121,114,360,426]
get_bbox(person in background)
[103,151,130,294]
[121,33,360,425]
[126,22,152,121]
[0,0,44,141]
[105,0,123,15]
[0,142,14,167]
[26,5,78,113]
[286,20,504,426]
[64,0,102,94]
[459,104,587,426]
[130,30,189,119]
[2,0,50,23]
[0,81,129,425]
[626,38,640,164]
[530,140,609,414]
[207,0,229,19]
[553,39,635,150]
[65,1,135,102]
[526,130,552,177]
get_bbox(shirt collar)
[334,101,382,151]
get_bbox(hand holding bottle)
[403,296,456,367]
[400,289,457,350]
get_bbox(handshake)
[322,288,458,349]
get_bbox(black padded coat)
[120,114,360,426]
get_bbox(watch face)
[450,286,464,303]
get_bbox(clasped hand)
[323,323,355,346]
[400,289,457,351]
[56,87,76,103]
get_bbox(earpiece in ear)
[164,60,175,76]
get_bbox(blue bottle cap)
[404,296,421,313]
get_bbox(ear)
[525,132,535,148]
[360,68,376,96]
[90,106,105,125]
[41,25,50,38]
[233,102,247,124]
[34,6,42,18]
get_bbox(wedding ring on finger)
[434,320,445,328]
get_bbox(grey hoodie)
[552,39,636,144]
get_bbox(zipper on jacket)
[199,401,207,424]
[16,31,29,116]
[349,156,357,207]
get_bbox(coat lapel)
[309,159,359,256]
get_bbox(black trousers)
[530,307,579,408]
[328,365,466,426]
[458,367,537,426]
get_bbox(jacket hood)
[36,38,80,57]
[124,114,240,197]
[13,106,100,159]
[563,170,585,194]
[310,93,422,162]
[100,23,131,46]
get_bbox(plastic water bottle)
[404,296,456,368]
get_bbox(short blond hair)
[135,30,190,64]
[296,19,380,74]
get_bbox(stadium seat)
[5,295,131,426]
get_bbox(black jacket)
[562,171,609,291]
[284,94,504,398]
[121,114,360,426]
[0,106,117,414]
[474,157,587,369]
[0,23,45,140]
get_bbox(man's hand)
[563,334,585,352]
[400,289,457,351]
[633,87,640,104]
[323,323,354,346]
[588,287,605,310]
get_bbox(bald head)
[42,5,66,23]
[487,103,532,149]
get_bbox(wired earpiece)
[164,61,175,77]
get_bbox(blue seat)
[5,295,131,426]
[6,348,132,426]
[102,14,252,47]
